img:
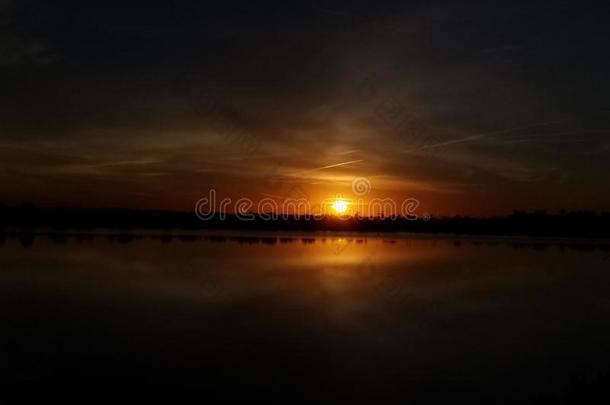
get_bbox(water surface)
[1,233,609,402]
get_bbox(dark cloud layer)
[1,0,610,214]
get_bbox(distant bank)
[1,205,610,240]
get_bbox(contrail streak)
[402,120,564,153]
[308,159,364,172]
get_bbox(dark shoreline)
[2,206,610,240]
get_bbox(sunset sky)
[1,0,610,215]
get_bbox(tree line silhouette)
[1,204,610,239]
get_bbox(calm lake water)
[1,232,610,402]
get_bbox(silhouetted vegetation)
[1,205,610,239]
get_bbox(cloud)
[0,37,55,66]
[0,0,56,66]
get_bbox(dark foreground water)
[1,232,610,402]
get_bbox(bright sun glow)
[331,199,349,214]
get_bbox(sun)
[331,199,349,215]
